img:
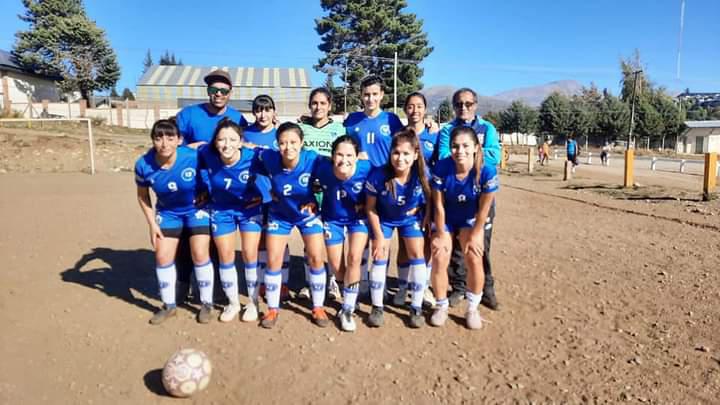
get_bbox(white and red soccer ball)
[162,348,212,398]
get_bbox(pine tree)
[13,0,120,101]
[539,92,574,138]
[142,49,153,73]
[315,0,433,111]
[436,98,452,123]
[121,87,135,101]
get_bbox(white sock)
[436,297,449,309]
[397,262,409,293]
[244,261,259,303]
[264,269,282,310]
[370,259,387,308]
[426,261,432,284]
[258,249,267,286]
[281,247,290,284]
[194,260,214,305]
[408,258,427,311]
[466,290,482,311]
[343,283,359,313]
[219,262,239,305]
[156,262,176,306]
[309,267,327,308]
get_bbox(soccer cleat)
[280,285,291,303]
[312,307,330,328]
[149,306,177,325]
[260,309,279,329]
[422,288,436,308]
[197,303,213,324]
[339,309,356,332]
[448,290,465,308]
[297,286,311,300]
[368,306,384,327]
[409,308,425,329]
[393,288,407,307]
[241,302,258,322]
[327,278,341,301]
[465,309,484,330]
[219,303,241,323]
[429,306,449,327]
[481,290,499,310]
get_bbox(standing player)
[430,126,498,329]
[252,122,328,328]
[312,135,371,332]
[394,92,437,308]
[199,119,266,322]
[436,88,502,310]
[176,69,248,148]
[135,119,214,324]
[566,134,579,172]
[365,130,431,328]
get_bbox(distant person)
[134,119,213,325]
[537,142,545,164]
[600,141,610,166]
[436,88,502,310]
[176,69,248,148]
[567,135,579,172]
[541,139,550,166]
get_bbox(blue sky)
[0,0,717,97]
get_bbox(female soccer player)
[365,129,431,328]
[394,92,438,307]
[199,119,267,322]
[312,135,371,332]
[135,119,214,325]
[429,126,499,330]
[252,122,328,328]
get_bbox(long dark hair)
[210,117,244,154]
[384,128,430,201]
[450,126,484,185]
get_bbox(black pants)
[448,204,495,294]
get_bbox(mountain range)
[423,80,584,114]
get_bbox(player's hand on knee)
[149,225,164,248]
[372,238,388,261]
[431,234,451,258]
[464,232,484,258]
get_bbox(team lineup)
[135,70,501,332]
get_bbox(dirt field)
[1,128,719,404]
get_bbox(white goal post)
[0,118,96,175]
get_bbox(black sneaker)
[448,291,465,308]
[149,306,177,325]
[481,291,499,310]
[409,308,425,329]
[368,306,384,327]
[197,303,213,324]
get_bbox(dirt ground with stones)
[1,126,719,404]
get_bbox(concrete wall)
[678,128,720,154]
[0,70,60,109]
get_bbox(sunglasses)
[208,87,231,96]
[454,101,476,109]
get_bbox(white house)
[677,121,720,154]
[0,49,61,112]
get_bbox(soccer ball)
[162,348,212,398]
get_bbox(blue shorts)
[378,218,424,239]
[210,208,263,237]
[156,208,210,237]
[323,219,369,246]
[265,214,324,236]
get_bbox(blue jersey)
[364,167,426,225]
[176,104,248,145]
[134,146,202,214]
[198,145,266,210]
[417,128,438,165]
[252,148,321,222]
[431,158,499,226]
[437,116,501,166]
[344,111,404,168]
[243,124,278,150]
[312,159,371,223]
[567,139,577,155]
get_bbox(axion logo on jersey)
[181,168,196,181]
[352,182,363,193]
[380,124,390,136]
[238,170,250,183]
[298,173,311,187]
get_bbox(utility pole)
[624,69,642,188]
[627,69,642,150]
[393,51,398,114]
[343,57,349,114]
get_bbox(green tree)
[539,92,574,137]
[121,87,135,101]
[635,99,663,147]
[499,100,538,134]
[483,110,501,129]
[159,50,182,65]
[315,0,433,111]
[13,0,120,101]
[652,91,684,149]
[597,93,629,141]
[142,49,153,73]
[436,98,452,123]
[619,49,650,103]
[110,87,119,97]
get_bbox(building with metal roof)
[1,49,62,111]
[136,65,313,114]
[677,120,720,154]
